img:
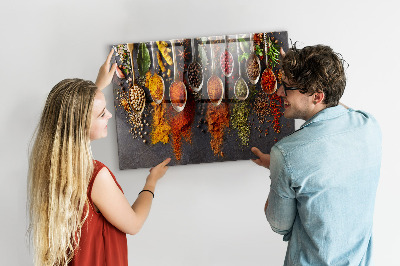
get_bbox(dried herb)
[266,37,280,69]
[231,101,250,146]
[235,79,248,99]
[138,43,151,77]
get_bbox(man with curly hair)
[252,44,381,265]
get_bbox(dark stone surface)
[112,31,294,169]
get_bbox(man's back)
[267,105,382,266]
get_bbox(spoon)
[260,33,277,94]
[234,34,249,101]
[127,43,145,114]
[220,35,234,77]
[169,40,187,112]
[246,34,261,85]
[207,36,224,106]
[187,38,203,92]
[149,41,165,104]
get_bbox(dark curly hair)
[282,44,347,107]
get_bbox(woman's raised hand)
[96,49,117,90]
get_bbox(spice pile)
[206,103,230,156]
[116,88,147,142]
[261,69,277,94]
[220,49,234,76]
[170,82,186,108]
[150,102,170,144]
[231,101,250,146]
[253,92,283,134]
[207,75,223,104]
[168,97,195,160]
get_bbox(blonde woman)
[28,50,171,266]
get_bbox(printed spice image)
[253,92,284,134]
[148,74,164,103]
[168,97,195,160]
[129,85,146,113]
[150,102,171,145]
[112,31,294,169]
[188,62,202,89]
[206,103,230,157]
[261,68,277,94]
[170,82,186,107]
[246,55,260,81]
[231,101,250,146]
[207,75,223,104]
[116,88,147,143]
[235,78,248,99]
[220,49,234,76]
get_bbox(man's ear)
[313,92,325,104]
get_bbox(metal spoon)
[234,34,249,100]
[260,33,277,94]
[127,43,145,114]
[246,34,261,85]
[187,38,203,92]
[207,36,224,106]
[149,41,165,104]
[220,35,234,77]
[169,40,187,112]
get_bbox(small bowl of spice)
[261,68,277,94]
[207,75,224,106]
[169,81,187,112]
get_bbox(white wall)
[1,0,398,265]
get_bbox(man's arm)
[265,146,297,239]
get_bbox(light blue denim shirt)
[266,105,382,266]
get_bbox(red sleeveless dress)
[69,160,128,266]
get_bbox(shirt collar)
[300,105,349,129]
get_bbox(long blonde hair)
[28,79,97,265]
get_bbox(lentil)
[231,101,250,146]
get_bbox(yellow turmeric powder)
[150,102,171,144]
[149,74,164,102]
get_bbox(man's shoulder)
[273,108,381,157]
